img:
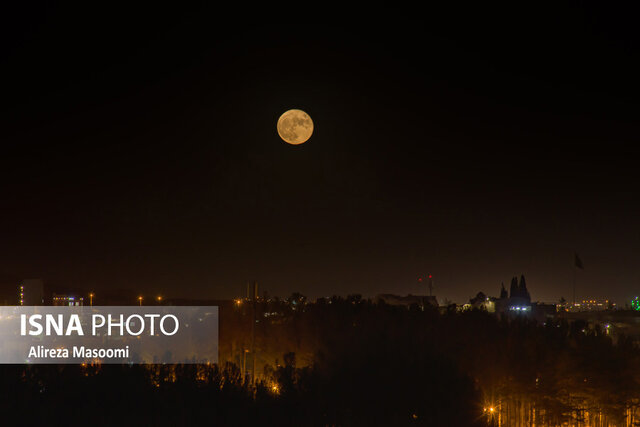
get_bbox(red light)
[428,275,432,279]
[418,278,422,282]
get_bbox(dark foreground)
[2,298,639,426]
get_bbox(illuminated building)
[468,292,495,312]
[570,299,615,312]
[52,293,84,306]
[494,275,532,315]
[19,279,44,306]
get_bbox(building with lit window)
[52,293,84,306]
[494,275,532,315]
[568,299,615,312]
[19,279,44,306]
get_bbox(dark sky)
[1,3,639,304]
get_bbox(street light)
[89,293,94,307]
[138,296,143,306]
[157,296,162,304]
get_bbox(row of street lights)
[138,295,163,306]
[86,293,163,306]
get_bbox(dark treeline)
[2,296,640,426]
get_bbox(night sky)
[1,3,639,304]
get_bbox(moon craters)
[277,109,313,145]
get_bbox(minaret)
[519,275,531,302]
[500,283,508,299]
[509,276,518,298]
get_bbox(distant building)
[494,275,532,315]
[470,276,558,322]
[52,293,84,306]
[570,299,615,312]
[469,292,495,312]
[376,294,438,310]
[19,279,44,306]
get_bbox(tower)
[499,283,508,299]
[19,279,44,305]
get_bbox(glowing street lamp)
[157,296,162,304]
[483,405,497,422]
[89,293,94,307]
[138,296,143,306]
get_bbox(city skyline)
[1,271,633,309]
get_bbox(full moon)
[277,109,313,145]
